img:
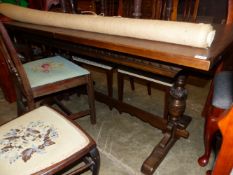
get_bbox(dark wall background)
[198,0,228,23]
[97,0,229,23]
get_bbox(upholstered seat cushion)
[212,71,233,109]
[23,56,89,88]
[0,106,90,175]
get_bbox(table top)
[5,21,233,71]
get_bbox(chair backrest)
[101,0,199,21]
[131,0,200,21]
[99,0,116,16]
[211,105,233,175]
[201,0,233,117]
[0,22,34,109]
[213,0,233,71]
[172,0,199,22]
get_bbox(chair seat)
[0,106,90,175]
[212,71,233,109]
[23,56,90,88]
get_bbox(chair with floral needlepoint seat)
[0,21,96,124]
[43,1,115,107]
[0,106,100,175]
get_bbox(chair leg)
[201,80,214,118]
[90,147,100,175]
[202,61,223,118]
[146,82,151,95]
[87,75,96,124]
[17,93,36,116]
[198,107,224,167]
[106,70,113,98]
[17,100,25,116]
[106,69,113,110]
[129,77,135,91]
[117,72,124,101]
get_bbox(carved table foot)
[141,121,190,175]
[141,74,190,174]
[141,123,178,175]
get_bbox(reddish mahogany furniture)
[198,71,233,167]
[198,0,233,167]
[207,106,233,175]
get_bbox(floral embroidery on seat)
[0,121,59,164]
[30,61,64,73]
[41,63,51,72]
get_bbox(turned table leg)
[141,74,191,175]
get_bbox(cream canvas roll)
[0,3,215,48]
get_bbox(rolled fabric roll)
[0,3,215,48]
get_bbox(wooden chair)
[0,49,16,103]
[0,106,100,175]
[172,0,199,22]
[42,0,115,102]
[206,105,233,175]
[117,66,176,119]
[202,0,233,118]
[72,56,115,101]
[198,71,233,167]
[117,0,199,20]
[116,0,199,119]
[99,0,117,16]
[69,1,115,102]
[0,21,96,124]
[198,0,233,167]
